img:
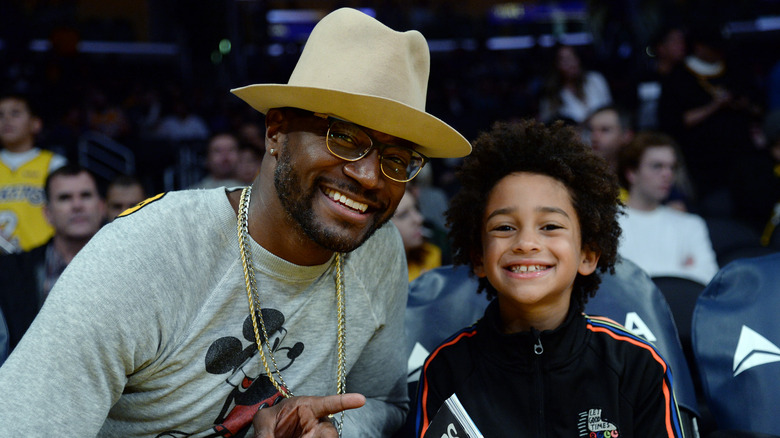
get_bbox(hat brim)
[231,84,471,159]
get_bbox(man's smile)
[323,187,369,213]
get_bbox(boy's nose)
[512,230,540,253]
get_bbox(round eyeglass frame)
[313,113,428,183]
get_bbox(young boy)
[0,93,67,251]
[415,120,684,437]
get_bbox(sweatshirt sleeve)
[340,223,410,437]
[0,225,167,434]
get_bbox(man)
[0,164,104,352]
[585,105,634,175]
[617,131,718,285]
[190,132,243,189]
[635,24,687,130]
[658,23,760,205]
[0,8,470,438]
[0,93,67,252]
[105,174,146,221]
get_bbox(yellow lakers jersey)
[0,150,55,251]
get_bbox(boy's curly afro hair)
[446,119,622,311]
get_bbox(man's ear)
[621,129,634,146]
[625,168,637,187]
[30,116,43,136]
[578,246,600,276]
[42,203,54,227]
[264,109,285,154]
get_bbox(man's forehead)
[642,146,676,162]
[0,99,28,111]
[591,111,619,126]
[50,173,98,194]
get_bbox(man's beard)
[273,143,389,253]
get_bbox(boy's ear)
[578,246,600,276]
[472,250,486,278]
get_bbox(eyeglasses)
[314,113,428,182]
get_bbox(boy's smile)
[474,172,598,332]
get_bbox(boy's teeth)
[325,188,368,213]
[510,265,546,273]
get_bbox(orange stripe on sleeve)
[419,329,478,437]
[587,323,676,437]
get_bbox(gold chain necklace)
[237,186,347,432]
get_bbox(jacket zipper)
[533,335,545,437]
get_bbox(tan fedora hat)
[231,8,470,159]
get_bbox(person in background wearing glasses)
[0,8,470,438]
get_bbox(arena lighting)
[486,35,536,51]
[19,39,179,55]
[724,15,780,34]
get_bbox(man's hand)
[253,393,366,438]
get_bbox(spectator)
[237,120,266,153]
[390,189,442,281]
[538,44,613,124]
[617,131,718,285]
[189,132,243,189]
[658,22,761,206]
[586,105,694,211]
[105,174,147,221]
[235,120,266,184]
[124,83,163,141]
[635,24,687,130]
[235,142,264,185]
[0,164,104,352]
[730,109,780,240]
[584,105,635,175]
[0,93,67,252]
[154,96,210,142]
[416,120,683,437]
[85,86,131,141]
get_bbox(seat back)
[0,307,8,366]
[587,260,699,417]
[692,252,780,435]
[651,276,706,359]
[404,265,488,371]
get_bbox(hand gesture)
[253,393,366,438]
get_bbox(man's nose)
[343,149,384,189]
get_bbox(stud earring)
[269,148,276,155]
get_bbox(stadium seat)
[692,252,780,436]
[0,307,8,366]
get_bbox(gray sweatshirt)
[0,188,408,437]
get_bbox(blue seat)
[589,262,699,418]
[0,306,8,366]
[692,252,780,436]
[402,257,700,437]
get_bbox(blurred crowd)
[2,1,780,256]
